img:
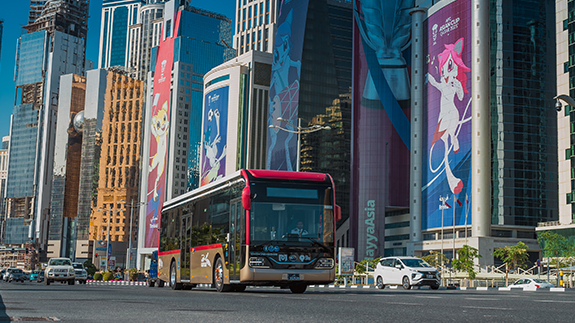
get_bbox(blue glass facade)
[15,31,47,86]
[110,6,129,67]
[100,0,144,68]
[170,8,234,191]
[5,103,39,198]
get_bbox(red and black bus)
[157,169,340,293]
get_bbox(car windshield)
[12,269,23,273]
[533,279,549,284]
[73,264,83,269]
[401,258,432,268]
[49,259,72,266]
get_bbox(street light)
[120,199,145,269]
[268,117,331,171]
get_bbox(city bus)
[156,169,340,293]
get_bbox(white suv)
[44,258,75,285]
[72,262,88,284]
[374,256,440,290]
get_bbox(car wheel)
[402,276,411,290]
[170,261,182,290]
[430,283,439,290]
[376,276,385,290]
[213,258,231,292]
[68,279,75,285]
[148,279,155,287]
[157,279,164,287]
[45,279,50,286]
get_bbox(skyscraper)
[234,0,279,55]
[99,0,144,69]
[4,0,89,259]
[137,0,234,268]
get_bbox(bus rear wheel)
[289,284,307,294]
[214,258,231,292]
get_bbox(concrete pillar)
[472,0,491,237]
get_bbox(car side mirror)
[395,264,402,269]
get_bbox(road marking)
[414,295,443,299]
[385,302,422,306]
[462,306,512,311]
[464,298,501,301]
[533,300,575,304]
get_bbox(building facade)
[200,50,273,185]
[137,1,234,269]
[352,0,557,265]
[127,1,165,80]
[99,0,144,69]
[234,0,279,55]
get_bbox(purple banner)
[422,0,472,230]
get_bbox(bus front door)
[229,199,241,281]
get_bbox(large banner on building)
[200,86,229,186]
[422,0,472,230]
[144,11,181,249]
[351,0,412,260]
[266,0,309,171]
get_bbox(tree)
[84,260,98,277]
[355,258,380,274]
[492,241,529,286]
[452,245,481,280]
[538,231,574,284]
[422,251,449,269]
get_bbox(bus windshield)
[250,202,333,245]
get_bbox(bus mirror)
[335,205,341,222]
[242,186,251,210]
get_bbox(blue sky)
[0,0,236,139]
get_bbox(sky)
[0,0,237,139]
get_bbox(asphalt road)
[1,280,573,322]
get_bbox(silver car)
[510,278,554,289]
[72,262,88,284]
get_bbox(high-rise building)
[351,0,556,264]
[136,0,234,269]
[127,1,165,80]
[99,0,144,69]
[47,74,86,260]
[234,0,279,55]
[0,136,10,244]
[200,50,273,183]
[265,0,353,241]
[4,0,89,258]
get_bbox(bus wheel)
[157,280,164,287]
[170,261,182,290]
[289,284,307,294]
[214,258,231,292]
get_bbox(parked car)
[510,278,554,289]
[44,257,75,285]
[3,268,26,282]
[0,268,6,280]
[72,263,88,284]
[29,270,44,283]
[373,256,440,290]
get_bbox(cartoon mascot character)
[149,94,169,202]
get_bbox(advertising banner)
[200,86,229,186]
[266,0,309,171]
[351,0,412,260]
[338,247,355,275]
[144,11,181,248]
[422,0,472,230]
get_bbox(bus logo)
[201,253,211,268]
[279,254,288,261]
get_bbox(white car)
[72,262,88,284]
[44,257,75,285]
[374,256,440,290]
[510,278,554,289]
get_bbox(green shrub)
[93,273,103,281]
[103,272,114,281]
[129,269,138,281]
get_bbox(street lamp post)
[439,196,449,286]
[121,199,144,269]
[268,117,331,171]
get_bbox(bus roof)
[246,169,328,182]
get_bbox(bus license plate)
[287,274,300,281]
[426,274,434,279]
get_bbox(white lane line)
[464,298,501,301]
[533,300,575,304]
[385,302,423,306]
[414,296,443,299]
[462,306,512,311]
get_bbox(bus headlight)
[315,258,334,269]
[249,257,266,267]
